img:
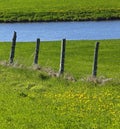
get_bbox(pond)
[0,20,120,42]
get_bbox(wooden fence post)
[92,42,100,77]
[10,31,17,64]
[59,39,66,75]
[34,38,40,64]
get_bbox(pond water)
[0,20,120,42]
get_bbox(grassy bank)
[0,40,120,128]
[0,0,120,22]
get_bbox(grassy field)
[0,40,120,129]
[0,0,120,22]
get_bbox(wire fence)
[0,32,120,80]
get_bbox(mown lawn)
[0,0,120,22]
[0,40,120,129]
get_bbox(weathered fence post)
[10,31,17,64]
[34,38,40,64]
[92,42,100,77]
[59,39,66,76]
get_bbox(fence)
[0,32,120,80]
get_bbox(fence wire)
[0,40,120,80]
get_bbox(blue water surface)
[0,21,120,41]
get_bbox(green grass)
[0,0,120,22]
[0,40,120,129]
